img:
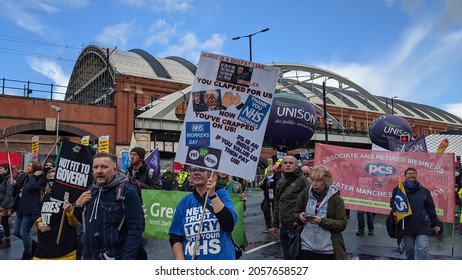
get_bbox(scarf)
[404,180,420,192]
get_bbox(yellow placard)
[98,135,109,153]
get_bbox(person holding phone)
[295,165,347,260]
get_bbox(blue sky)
[1,0,461,118]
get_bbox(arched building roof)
[136,61,462,131]
[64,45,462,131]
[65,45,196,104]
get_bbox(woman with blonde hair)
[295,165,347,260]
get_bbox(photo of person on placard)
[231,66,252,85]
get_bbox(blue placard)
[237,95,270,129]
[185,122,211,146]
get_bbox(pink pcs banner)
[314,143,455,223]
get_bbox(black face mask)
[44,166,52,174]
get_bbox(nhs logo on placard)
[185,122,210,147]
[192,123,205,132]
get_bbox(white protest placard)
[175,52,279,180]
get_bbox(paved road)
[1,189,461,260]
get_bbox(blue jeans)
[403,234,428,260]
[13,213,38,252]
[279,225,297,260]
[357,211,374,231]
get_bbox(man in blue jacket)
[73,153,143,260]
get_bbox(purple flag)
[145,147,162,185]
[388,135,427,152]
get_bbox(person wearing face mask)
[41,160,55,202]
[390,167,442,260]
[32,168,80,260]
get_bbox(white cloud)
[119,0,193,12]
[318,7,462,113]
[0,0,89,35]
[445,103,462,119]
[0,2,50,35]
[95,23,134,48]
[144,19,177,46]
[28,57,70,100]
[158,33,225,62]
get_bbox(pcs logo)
[365,162,396,177]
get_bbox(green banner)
[141,190,245,246]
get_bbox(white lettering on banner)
[184,239,221,256]
[407,158,445,174]
[383,126,408,136]
[355,188,392,198]
[149,202,174,218]
[40,200,63,224]
[56,168,88,187]
[322,153,359,164]
[276,107,316,123]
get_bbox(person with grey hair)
[301,166,312,184]
[295,165,347,260]
[271,156,310,259]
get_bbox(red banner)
[0,152,22,168]
[314,143,455,223]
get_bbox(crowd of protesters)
[0,148,448,260]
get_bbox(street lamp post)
[232,28,270,61]
[322,78,331,143]
[51,105,61,154]
[391,96,398,115]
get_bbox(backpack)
[115,177,145,231]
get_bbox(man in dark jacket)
[271,155,310,259]
[259,166,280,232]
[127,147,161,190]
[73,153,143,260]
[390,167,442,260]
[162,164,175,190]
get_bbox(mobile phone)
[305,215,316,219]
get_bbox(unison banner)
[314,143,455,223]
[142,190,245,246]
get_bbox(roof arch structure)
[135,62,462,133]
[65,45,196,105]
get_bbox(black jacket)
[390,181,442,236]
[127,163,161,190]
